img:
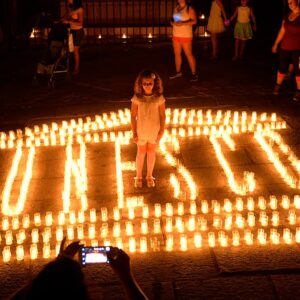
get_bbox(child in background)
[229,0,256,60]
[131,70,166,188]
[207,0,229,60]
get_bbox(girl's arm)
[272,21,285,53]
[175,7,197,26]
[157,102,166,142]
[216,0,228,21]
[131,102,138,143]
[229,8,238,23]
[250,8,257,31]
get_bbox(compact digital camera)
[80,246,111,265]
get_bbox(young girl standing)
[207,0,229,60]
[229,0,256,60]
[131,70,166,188]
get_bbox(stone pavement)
[0,38,300,299]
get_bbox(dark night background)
[0,0,287,52]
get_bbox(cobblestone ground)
[0,38,299,299]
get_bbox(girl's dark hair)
[72,0,83,9]
[134,70,163,97]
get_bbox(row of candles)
[0,109,282,144]
[1,211,300,246]
[2,227,300,262]
[0,121,287,149]
[1,195,300,232]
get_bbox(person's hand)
[57,237,82,259]
[156,131,164,143]
[224,19,230,26]
[107,247,131,280]
[272,44,278,53]
[132,132,138,143]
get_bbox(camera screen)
[81,246,110,265]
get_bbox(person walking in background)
[272,0,300,102]
[207,0,229,60]
[131,70,166,188]
[229,0,257,61]
[62,0,84,75]
[169,0,198,82]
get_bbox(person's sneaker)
[293,91,300,102]
[273,84,281,95]
[169,72,182,79]
[190,74,198,82]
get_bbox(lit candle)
[296,227,300,243]
[142,205,149,219]
[56,226,64,242]
[281,195,290,209]
[88,224,96,239]
[166,203,173,217]
[199,217,207,231]
[190,201,197,215]
[257,229,267,245]
[30,244,38,260]
[180,234,188,251]
[269,195,278,210]
[67,225,74,240]
[244,230,253,245]
[128,207,135,220]
[16,245,25,261]
[270,229,280,245]
[271,211,280,226]
[208,232,216,247]
[223,199,232,213]
[288,210,297,225]
[77,224,84,239]
[259,212,268,227]
[247,197,255,211]
[218,231,228,247]
[113,222,121,237]
[101,207,108,222]
[31,228,39,243]
[213,216,222,229]
[140,237,148,253]
[235,197,244,212]
[42,229,51,243]
[113,207,120,221]
[45,211,53,227]
[34,213,41,227]
[154,219,161,234]
[69,211,76,225]
[224,215,232,230]
[188,216,196,231]
[125,221,133,236]
[2,246,11,262]
[166,234,174,251]
[90,208,97,223]
[232,230,240,246]
[212,200,221,214]
[2,216,9,231]
[129,237,136,253]
[43,243,51,259]
[283,228,293,244]
[247,212,255,227]
[22,214,30,229]
[58,211,65,225]
[78,210,85,223]
[176,217,184,233]
[201,200,209,214]
[154,204,161,218]
[115,237,123,249]
[258,196,267,210]
[294,195,300,209]
[194,232,202,248]
[141,220,148,234]
[5,230,13,245]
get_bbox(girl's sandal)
[146,176,155,188]
[134,177,143,188]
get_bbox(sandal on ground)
[146,176,155,188]
[134,177,143,188]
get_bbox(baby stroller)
[33,22,70,87]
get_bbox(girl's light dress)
[234,6,253,40]
[131,94,165,145]
[207,1,225,34]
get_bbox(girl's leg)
[172,40,183,73]
[136,144,147,178]
[274,49,290,94]
[73,46,80,74]
[146,143,157,178]
[233,38,239,60]
[239,40,246,59]
[182,41,197,75]
[292,50,300,101]
[210,33,218,59]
